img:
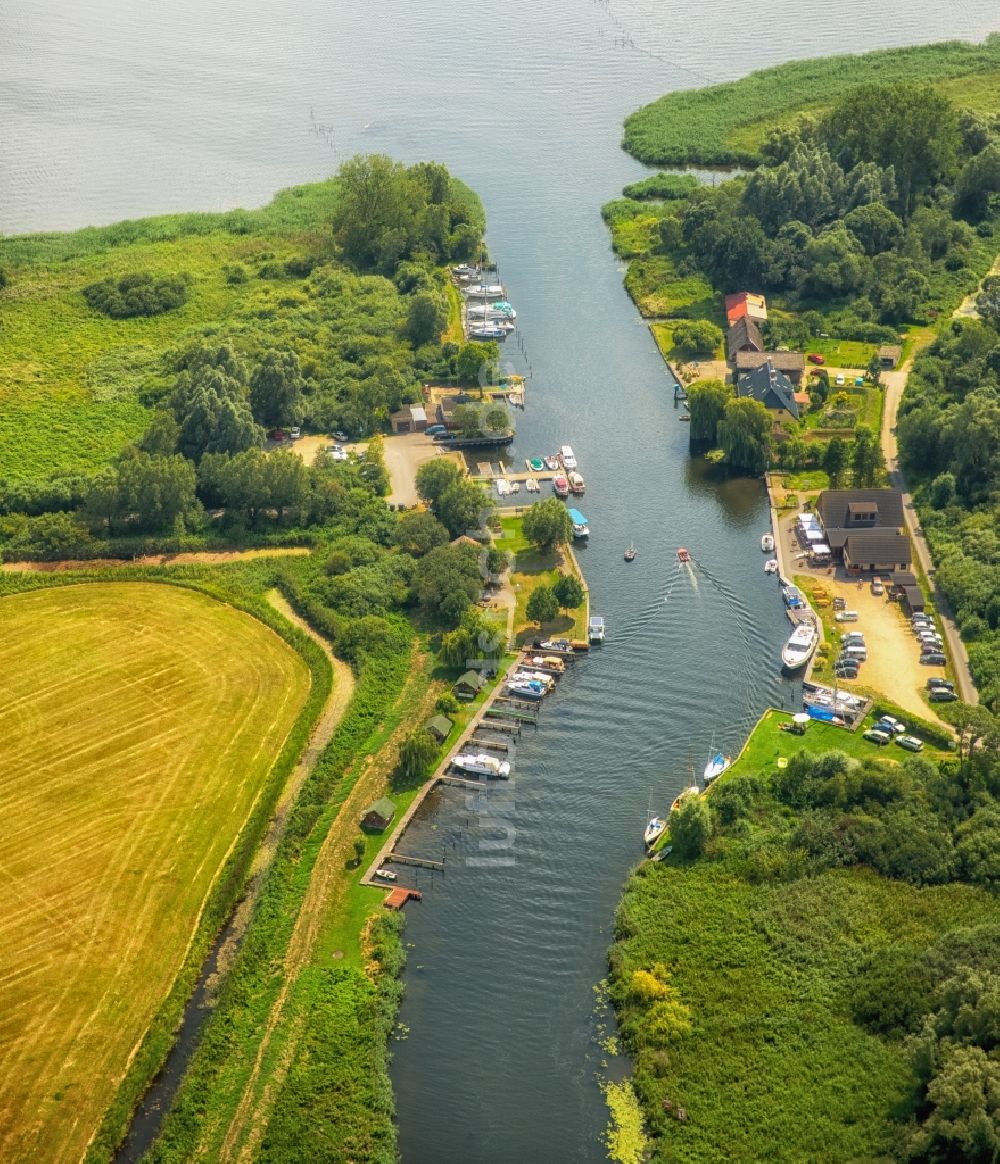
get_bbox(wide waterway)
[3,2,998,1160]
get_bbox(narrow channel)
[4,1,998,1160]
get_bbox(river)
[3,2,998,1161]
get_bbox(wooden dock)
[387,852,445,871]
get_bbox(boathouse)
[815,489,906,563]
[361,798,396,832]
[425,714,453,743]
[453,670,486,701]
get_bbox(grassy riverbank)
[623,37,1000,166]
[612,704,1000,1160]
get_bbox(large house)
[737,360,808,422]
[814,489,910,572]
[725,291,768,325]
[734,349,806,385]
[726,315,764,361]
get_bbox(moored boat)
[553,474,570,498]
[539,637,574,653]
[559,444,577,470]
[671,785,700,813]
[781,620,819,672]
[452,751,512,779]
[374,866,398,881]
[544,455,561,471]
[644,816,667,848]
[524,654,566,672]
[567,507,590,539]
[525,477,540,493]
[764,558,779,575]
[761,533,775,553]
[514,669,556,690]
[526,457,545,472]
[506,677,547,700]
[703,751,731,783]
[468,323,509,341]
[568,470,585,494]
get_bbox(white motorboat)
[374,867,398,881]
[781,621,818,671]
[539,638,574,653]
[463,283,505,298]
[507,677,547,700]
[560,445,577,470]
[510,480,521,494]
[514,669,555,690]
[764,559,779,574]
[644,817,667,848]
[588,615,606,643]
[495,478,510,496]
[761,533,775,552]
[703,751,731,783]
[525,477,540,493]
[452,752,511,779]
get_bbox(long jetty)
[361,652,536,889]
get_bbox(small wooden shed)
[453,670,486,701]
[425,715,453,743]
[361,797,396,832]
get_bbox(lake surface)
[3,2,998,1160]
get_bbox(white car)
[289,426,301,440]
[835,374,846,386]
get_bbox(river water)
[3,2,998,1161]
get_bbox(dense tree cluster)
[668,84,999,327]
[897,308,1000,706]
[83,270,189,318]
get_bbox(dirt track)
[2,548,311,573]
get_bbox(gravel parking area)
[383,432,461,507]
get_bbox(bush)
[83,271,188,318]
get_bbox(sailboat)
[644,814,667,848]
[703,750,731,783]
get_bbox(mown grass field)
[0,582,311,1163]
[622,37,1000,165]
[0,181,340,484]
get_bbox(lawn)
[0,582,311,1163]
[497,516,588,643]
[803,337,875,368]
[724,708,886,780]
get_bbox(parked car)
[864,729,891,745]
[835,611,859,622]
[835,374,846,385]
[912,615,932,627]
[871,578,884,596]
[876,716,906,735]
[835,667,859,680]
[927,677,954,691]
[833,597,847,611]
[289,426,301,440]
[424,424,447,436]
[929,688,958,703]
[896,735,924,753]
[332,430,349,442]
[807,353,825,365]
[921,652,947,665]
[840,631,865,643]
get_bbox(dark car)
[863,728,891,745]
[929,688,958,703]
[921,652,947,665]
[927,677,954,691]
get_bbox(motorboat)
[671,785,700,813]
[539,638,574,653]
[553,475,570,498]
[568,471,585,494]
[525,477,540,493]
[452,751,511,779]
[526,457,545,472]
[764,559,779,575]
[677,547,691,563]
[510,480,520,494]
[624,544,636,562]
[374,867,398,882]
[560,445,577,470]
[462,283,505,298]
[495,478,510,496]
[507,677,547,700]
[525,654,565,672]
[567,507,589,539]
[544,455,561,471]
[761,533,775,553]
[703,751,731,783]
[781,621,819,671]
[644,816,667,848]
[514,669,555,690]
[588,615,606,643]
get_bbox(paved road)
[880,362,978,704]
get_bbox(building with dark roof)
[734,349,805,384]
[843,530,911,574]
[814,489,907,566]
[737,360,801,420]
[726,315,764,361]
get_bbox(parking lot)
[777,512,947,722]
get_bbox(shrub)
[83,271,188,318]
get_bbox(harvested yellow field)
[0,583,311,1162]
